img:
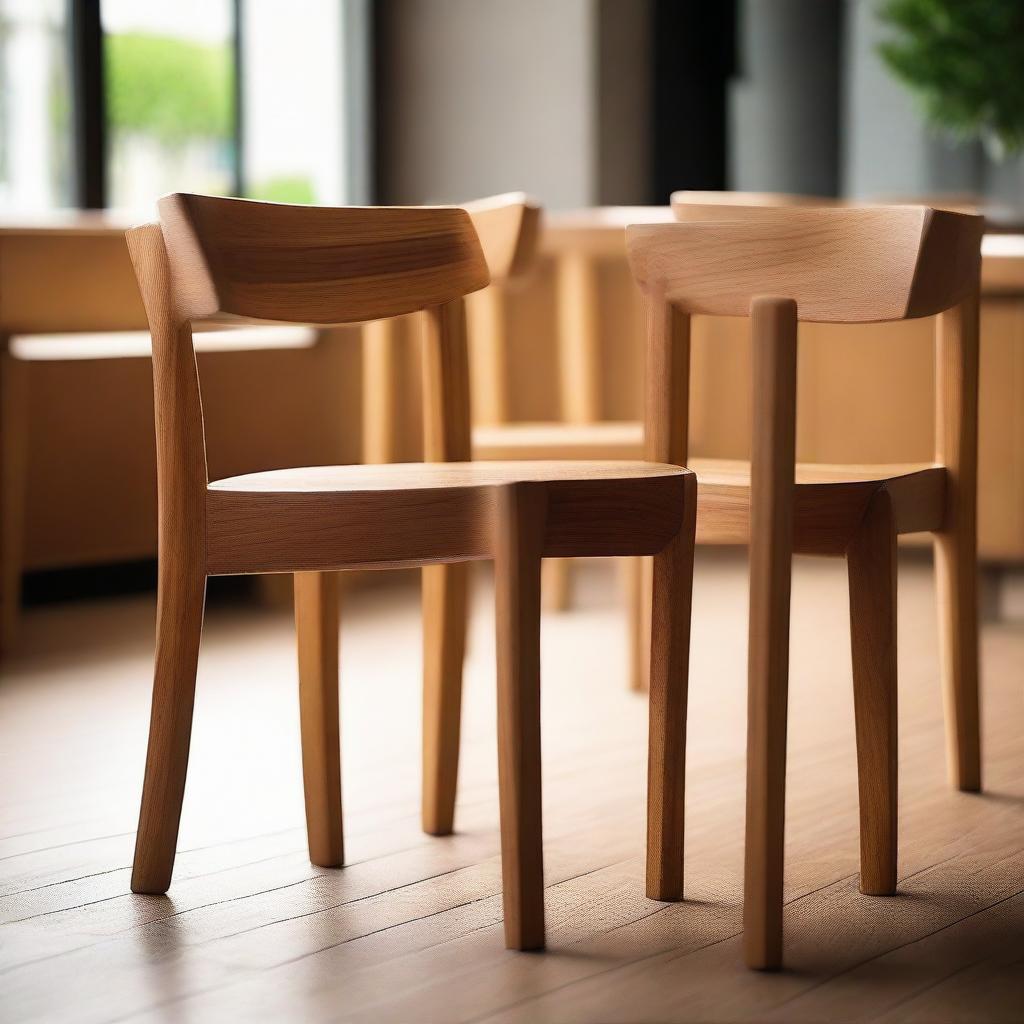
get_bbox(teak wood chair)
[626,204,984,969]
[126,193,696,953]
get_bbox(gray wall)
[842,0,981,199]
[729,0,841,196]
[377,0,597,208]
[375,0,651,208]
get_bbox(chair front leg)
[847,490,898,895]
[494,483,546,951]
[295,570,344,868]
[132,562,207,894]
[743,296,797,971]
[646,474,697,901]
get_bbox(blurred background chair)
[626,204,984,969]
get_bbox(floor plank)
[1,553,1022,1023]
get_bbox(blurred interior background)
[2,0,1022,630]
[7,0,1024,216]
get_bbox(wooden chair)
[126,193,696,953]
[626,205,984,969]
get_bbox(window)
[0,0,73,211]
[0,0,371,213]
[241,0,344,205]
[102,0,236,210]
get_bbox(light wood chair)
[126,193,696,953]
[626,204,984,969]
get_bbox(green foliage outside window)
[877,0,1024,159]
[105,32,233,147]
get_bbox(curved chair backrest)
[627,205,983,323]
[464,192,541,284]
[156,193,490,325]
[126,195,496,554]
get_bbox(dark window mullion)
[232,0,244,197]
[69,0,105,209]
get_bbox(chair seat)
[471,420,945,555]
[206,460,691,575]
[691,458,947,554]
[472,420,645,461]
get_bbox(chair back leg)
[422,562,469,835]
[295,570,344,868]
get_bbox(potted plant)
[877,0,1024,163]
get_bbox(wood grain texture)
[361,317,401,465]
[294,571,344,868]
[126,198,693,951]
[463,194,540,430]
[627,207,984,323]
[691,458,946,555]
[646,473,697,901]
[464,192,541,284]
[205,463,687,574]
[934,295,982,792]
[421,559,468,836]
[847,489,898,896]
[466,286,511,426]
[625,201,986,972]
[420,296,473,837]
[158,194,490,326]
[743,296,799,971]
[494,483,548,951]
[556,252,602,424]
[125,223,210,895]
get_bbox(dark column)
[729,0,842,197]
[651,0,737,199]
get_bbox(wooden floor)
[1,553,1022,1023]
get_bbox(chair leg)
[422,562,469,835]
[630,557,655,693]
[646,475,697,901]
[934,530,981,792]
[0,353,29,656]
[847,490,898,896]
[541,558,572,611]
[622,557,643,692]
[131,564,206,894]
[494,483,546,951]
[743,555,792,969]
[295,571,343,868]
[743,295,797,971]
